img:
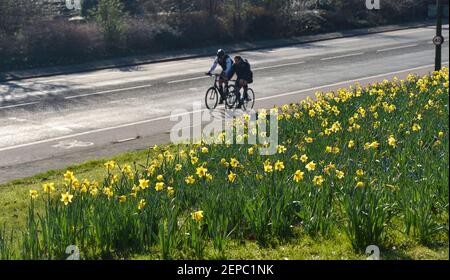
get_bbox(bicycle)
[205,73,255,110]
[204,73,236,110]
[225,83,255,110]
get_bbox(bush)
[92,0,128,51]
[126,18,181,52]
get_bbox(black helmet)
[217,49,225,58]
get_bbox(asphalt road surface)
[0,25,449,184]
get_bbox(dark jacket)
[231,59,253,83]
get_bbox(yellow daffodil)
[348,140,355,148]
[104,160,116,170]
[138,199,146,210]
[118,195,127,203]
[185,175,196,185]
[228,171,237,183]
[274,160,285,172]
[313,175,325,186]
[300,154,308,163]
[175,164,182,172]
[305,161,316,172]
[139,179,149,190]
[61,192,74,206]
[388,135,397,148]
[43,183,55,193]
[29,190,38,200]
[167,187,175,197]
[155,182,165,192]
[335,170,345,179]
[230,158,240,168]
[191,210,204,222]
[64,170,75,182]
[196,166,208,178]
[293,170,304,183]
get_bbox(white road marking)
[64,84,153,99]
[8,117,27,122]
[52,140,94,149]
[1,63,447,153]
[322,38,361,45]
[254,61,306,71]
[377,44,419,53]
[321,52,365,61]
[258,62,449,101]
[385,28,429,36]
[114,136,140,143]
[0,101,40,110]
[268,47,299,53]
[168,76,209,84]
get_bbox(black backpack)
[243,59,253,83]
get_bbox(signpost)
[434,0,444,71]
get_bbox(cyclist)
[205,49,234,104]
[230,56,253,108]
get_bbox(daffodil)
[293,170,304,183]
[175,164,182,172]
[277,145,287,154]
[167,187,175,197]
[29,190,38,200]
[185,175,196,185]
[274,160,285,172]
[388,135,397,148]
[155,182,165,192]
[228,171,237,183]
[118,195,127,203]
[61,192,74,206]
[138,199,146,210]
[348,140,355,149]
[191,210,204,222]
[230,158,240,168]
[196,166,208,178]
[335,170,345,179]
[43,183,55,193]
[139,179,149,190]
[300,154,308,163]
[263,160,273,173]
[64,170,75,182]
[313,175,325,186]
[305,161,316,172]
[104,160,116,170]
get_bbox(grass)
[0,69,449,260]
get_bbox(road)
[0,25,449,184]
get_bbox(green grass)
[0,69,449,260]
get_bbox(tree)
[93,0,128,50]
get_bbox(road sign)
[433,35,444,46]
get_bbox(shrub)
[92,0,128,51]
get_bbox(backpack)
[243,59,253,83]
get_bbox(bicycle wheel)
[205,87,218,109]
[242,88,255,111]
[225,85,237,109]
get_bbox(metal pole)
[435,0,443,71]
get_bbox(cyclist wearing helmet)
[206,49,234,104]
